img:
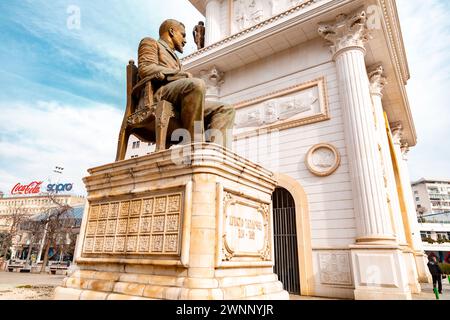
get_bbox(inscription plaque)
[221,191,271,262]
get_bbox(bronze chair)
[115,60,182,161]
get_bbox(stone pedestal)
[350,244,412,300]
[55,143,289,300]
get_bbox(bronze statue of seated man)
[128,19,235,155]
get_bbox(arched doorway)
[273,187,301,295]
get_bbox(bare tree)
[35,194,76,273]
[0,206,31,260]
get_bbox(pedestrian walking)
[427,255,444,294]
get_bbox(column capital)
[391,122,403,146]
[368,64,388,97]
[318,10,371,59]
[200,66,224,100]
[401,142,410,160]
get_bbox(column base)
[414,251,432,284]
[350,244,412,300]
[354,288,412,300]
[400,246,421,294]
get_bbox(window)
[132,141,140,149]
[131,155,139,159]
[414,191,418,195]
[415,197,420,201]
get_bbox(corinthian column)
[205,0,222,46]
[319,11,411,300]
[319,12,395,244]
[368,65,407,246]
[391,125,431,283]
[370,69,421,293]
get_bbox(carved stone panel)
[82,190,183,257]
[305,143,341,177]
[220,191,271,263]
[318,252,353,286]
[234,78,329,139]
[232,0,272,33]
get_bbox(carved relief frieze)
[318,252,353,286]
[233,0,271,32]
[82,190,183,257]
[234,78,329,139]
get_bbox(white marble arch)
[273,172,314,296]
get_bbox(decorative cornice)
[379,0,416,146]
[182,0,318,62]
[379,0,410,84]
[368,64,387,96]
[318,10,371,59]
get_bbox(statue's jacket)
[133,38,183,111]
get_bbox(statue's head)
[198,21,205,26]
[159,19,186,54]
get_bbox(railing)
[419,219,450,224]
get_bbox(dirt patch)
[0,285,56,300]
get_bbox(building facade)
[418,212,450,264]
[122,0,429,299]
[412,178,450,215]
[0,193,85,233]
[0,191,86,270]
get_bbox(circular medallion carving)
[305,143,341,177]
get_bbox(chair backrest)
[126,60,139,117]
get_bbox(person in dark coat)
[427,255,444,294]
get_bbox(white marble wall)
[227,39,356,250]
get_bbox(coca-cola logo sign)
[11,181,43,195]
[11,181,74,195]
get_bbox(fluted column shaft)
[205,0,222,46]
[369,67,407,245]
[319,12,395,243]
[391,131,425,252]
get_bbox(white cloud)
[0,101,122,195]
[0,1,205,197]
[397,0,450,180]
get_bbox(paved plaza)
[0,271,65,300]
[0,271,448,300]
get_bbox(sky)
[0,0,449,196]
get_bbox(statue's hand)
[155,72,165,81]
[167,71,193,82]
[177,71,193,78]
